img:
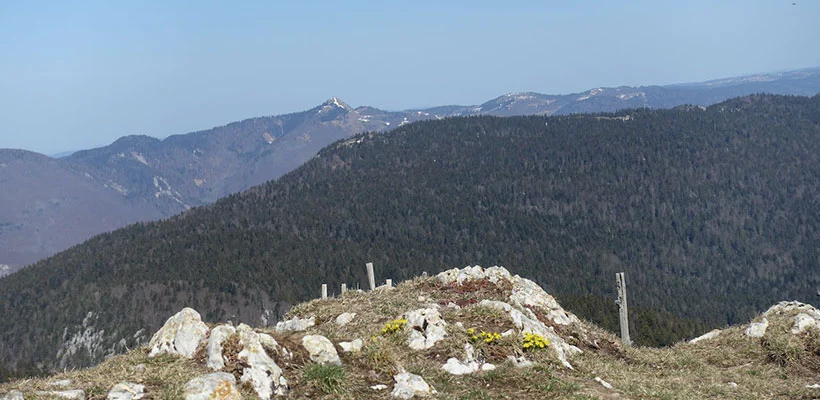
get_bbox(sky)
[1,1,818,155]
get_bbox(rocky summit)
[1,266,819,399]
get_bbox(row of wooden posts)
[320,262,393,299]
[318,262,633,347]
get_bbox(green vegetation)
[300,362,347,395]
[1,94,820,378]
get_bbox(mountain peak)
[322,97,352,111]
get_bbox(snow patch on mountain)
[578,88,604,101]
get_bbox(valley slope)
[2,67,820,275]
[1,94,819,377]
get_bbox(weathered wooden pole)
[341,283,347,294]
[322,284,328,299]
[366,262,376,291]
[616,272,631,347]
[386,279,392,288]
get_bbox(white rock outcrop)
[745,318,769,338]
[436,266,584,369]
[237,324,288,399]
[438,266,580,326]
[792,313,820,334]
[35,390,85,399]
[274,316,315,333]
[206,325,236,370]
[689,329,721,344]
[404,308,447,350]
[148,308,209,358]
[183,372,241,400]
[107,382,145,400]
[0,391,24,400]
[339,338,364,353]
[479,299,581,369]
[334,312,357,326]
[302,335,342,365]
[594,377,614,390]
[441,343,495,375]
[509,275,579,326]
[391,371,436,399]
[757,301,820,335]
[258,332,291,360]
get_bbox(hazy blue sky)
[1,1,818,155]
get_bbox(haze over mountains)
[1,93,819,376]
[1,67,819,275]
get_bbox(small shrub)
[302,362,347,395]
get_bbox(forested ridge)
[2,94,820,378]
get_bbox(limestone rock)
[404,308,447,350]
[792,312,820,334]
[594,377,614,390]
[441,343,493,375]
[148,308,209,358]
[437,266,580,326]
[0,391,24,400]
[745,318,768,338]
[442,357,479,375]
[339,338,364,353]
[689,329,721,344]
[49,379,73,387]
[479,299,581,369]
[763,301,820,318]
[274,316,315,333]
[35,390,85,399]
[334,312,357,326]
[183,372,241,400]
[258,332,291,360]
[371,384,389,390]
[508,274,579,326]
[237,324,288,398]
[206,325,236,370]
[302,335,342,365]
[507,355,534,368]
[107,382,145,400]
[391,371,436,399]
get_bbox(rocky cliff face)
[2,266,818,399]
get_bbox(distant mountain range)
[1,67,819,275]
[2,94,819,375]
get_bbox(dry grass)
[3,276,819,399]
[0,346,254,400]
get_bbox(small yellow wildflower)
[380,318,408,336]
[468,328,502,345]
[522,332,550,352]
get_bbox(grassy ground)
[2,276,818,399]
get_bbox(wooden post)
[341,283,347,294]
[616,272,631,347]
[366,262,376,291]
[322,284,328,299]
[386,279,392,288]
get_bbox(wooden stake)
[616,272,631,347]
[386,279,392,288]
[366,262,376,291]
[341,283,347,294]
[322,284,328,299]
